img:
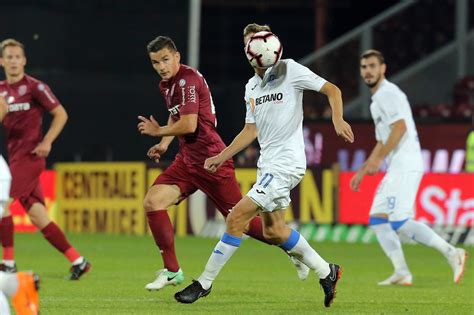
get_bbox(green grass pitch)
[11,233,474,314]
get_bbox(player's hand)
[138,115,161,137]
[147,143,168,163]
[350,170,364,192]
[204,154,225,173]
[333,117,354,143]
[366,157,383,175]
[31,141,52,157]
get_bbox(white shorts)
[370,171,423,221]
[247,168,305,212]
[0,156,11,217]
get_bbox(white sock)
[0,291,10,315]
[72,256,84,266]
[198,233,241,290]
[283,230,330,278]
[0,271,18,296]
[371,223,410,275]
[397,219,455,257]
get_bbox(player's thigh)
[388,172,423,221]
[247,168,302,212]
[27,202,51,229]
[370,172,422,220]
[143,184,182,211]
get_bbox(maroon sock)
[41,222,76,258]
[0,215,14,260]
[246,216,273,245]
[146,210,179,272]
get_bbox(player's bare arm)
[146,115,175,163]
[319,82,354,143]
[138,113,197,137]
[0,96,7,122]
[204,123,257,173]
[350,141,384,191]
[31,105,68,157]
[366,119,406,175]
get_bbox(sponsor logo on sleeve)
[179,79,186,87]
[187,86,196,103]
[37,83,45,91]
[168,104,180,116]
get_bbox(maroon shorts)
[154,159,242,216]
[9,157,45,210]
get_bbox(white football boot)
[447,248,468,284]
[378,272,413,286]
[145,268,184,290]
[289,255,310,280]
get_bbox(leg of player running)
[198,168,310,280]
[175,196,258,303]
[261,210,341,307]
[393,218,467,283]
[27,202,90,280]
[143,184,185,290]
[0,202,15,272]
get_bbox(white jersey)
[370,79,423,172]
[244,59,327,172]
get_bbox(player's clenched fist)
[204,155,225,173]
[138,115,161,136]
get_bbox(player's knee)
[143,195,164,212]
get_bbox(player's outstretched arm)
[319,82,354,143]
[31,105,68,157]
[0,97,7,123]
[204,123,257,173]
[138,114,197,137]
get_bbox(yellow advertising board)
[55,163,147,234]
[54,162,334,235]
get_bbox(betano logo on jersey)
[249,92,284,112]
[255,92,283,106]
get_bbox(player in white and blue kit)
[0,96,11,220]
[175,24,354,307]
[351,50,467,286]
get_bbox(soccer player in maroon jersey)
[137,36,307,290]
[0,39,90,279]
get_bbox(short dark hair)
[360,49,385,64]
[147,36,177,53]
[243,23,271,37]
[1,38,25,56]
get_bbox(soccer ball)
[245,31,283,69]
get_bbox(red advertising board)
[10,170,56,232]
[339,172,474,226]
[304,122,470,169]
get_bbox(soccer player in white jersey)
[175,23,354,307]
[351,49,467,286]
[0,96,11,223]
[0,96,39,314]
